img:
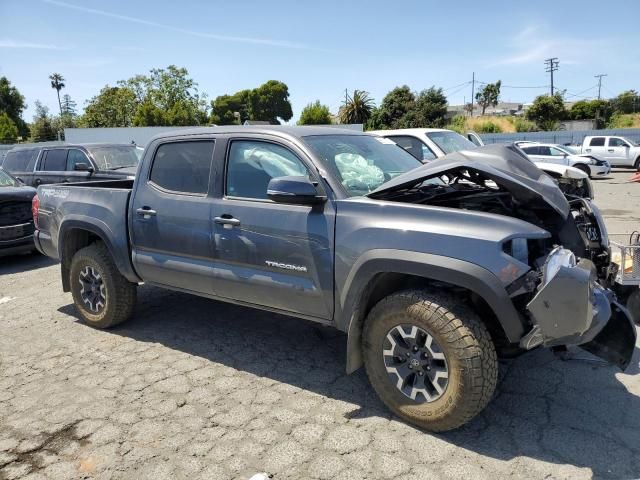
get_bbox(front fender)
[339,249,526,373]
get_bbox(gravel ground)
[1,170,639,480]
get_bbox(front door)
[606,137,632,166]
[210,138,334,321]
[130,139,216,295]
[64,148,93,183]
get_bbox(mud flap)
[581,302,637,370]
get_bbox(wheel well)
[346,272,511,373]
[60,228,104,292]
[574,163,591,176]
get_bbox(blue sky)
[1,0,638,123]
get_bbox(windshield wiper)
[108,165,136,170]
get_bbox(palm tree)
[339,89,375,124]
[49,73,65,117]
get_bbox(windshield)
[0,169,19,187]
[303,135,421,196]
[562,146,580,155]
[86,145,140,170]
[426,131,476,154]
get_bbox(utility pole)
[544,58,559,95]
[470,72,475,117]
[594,74,607,100]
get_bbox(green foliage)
[80,86,138,127]
[366,86,447,129]
[49,73,65,117]
[611,90,640,114]
[607,113,634,128]
[298,100,332,125]
[475,81,501,115]
[0,76,29,138]
[526,93,568,131]
[30,101,56,142]
[0,112,18,143]
[475,120,503,133]
[61,94,77,117]
[339,90,375,125]
[513,117,537,132]
[569,99,612,127]
[445,114,466,133]
[210,81,292,125]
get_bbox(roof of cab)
[147,125,370,143]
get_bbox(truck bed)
[35,179,138,283]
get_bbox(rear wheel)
[70,242,137,329]
[362,290,498,432]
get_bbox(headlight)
[542,247,576,285]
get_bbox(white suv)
[519,143,610,178]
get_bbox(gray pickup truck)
[33,126,637,432]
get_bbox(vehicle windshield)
[303,135,422,196]
[562,146,580,155]
[425,131,476,154]
[0,169,19,187]
[86,145,140,170]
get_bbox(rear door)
[209,136,335,321]
[130,138,217,295]
[521,145,545,163]
[606,137,633,166]
[34,148,68,185]
[584,137,606,157]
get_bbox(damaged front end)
[369,144,637,370]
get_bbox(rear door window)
[522,146,540,155]
[589,137,605,147]
[149,141,214,194]
[39,149,68,171]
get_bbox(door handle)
[214,216,240,227]
[607,149,614,152]
[585,149,591,152]
[136,207,157,217]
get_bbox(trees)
[61,94,77,117]
[30,101,56,142]
[526,93,568,131]
[339,90,375,125]
[365,86,447,129]
[475,81,501,115]
[210,81,293,125]
[0,113,18,144]
[49,73,65,117]
[0,76,29,138]
[298,101,332,125]
[412,87,448,127]
[569,99,612,128]
[80,86,138,127]
[611,90,640,114]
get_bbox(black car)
[2,144,140,187]
[0,168,36,256]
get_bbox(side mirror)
[267,176,326,205]
[74,163,94,173]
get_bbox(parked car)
[0,168,36,256]
[33,127,636,432]
[373,128,594,199]
[2,143,140,187]
[519,143,610,178]
[581,136,640,169]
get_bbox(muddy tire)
[70,242,137,329]
[363,289,498,432]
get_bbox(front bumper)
[0,221,36,257]
[520,259,637,370]
[592,164,611,176]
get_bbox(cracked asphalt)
[1,171,640,480]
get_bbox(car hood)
[369,144,570,218]
[0,185,37,202]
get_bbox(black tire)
[627,289,640,326]
[363,289,498,432]
[574,163,591,178]
[69,242,137,329]
[634,157,640,171]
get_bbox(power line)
[544,57,559,95]
[442,80,472,92]
[476,80,549,89]
[594,74,607,100]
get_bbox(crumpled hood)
[369,144,570,218]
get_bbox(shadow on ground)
[58,285,640,478]
[0,252,57,275]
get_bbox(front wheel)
[574,163,591,178]
[634,157,640,171]
[363,290,498,432]
[70,242,137,329]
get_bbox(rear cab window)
[149,141,214,195]
[589,137,605,147]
